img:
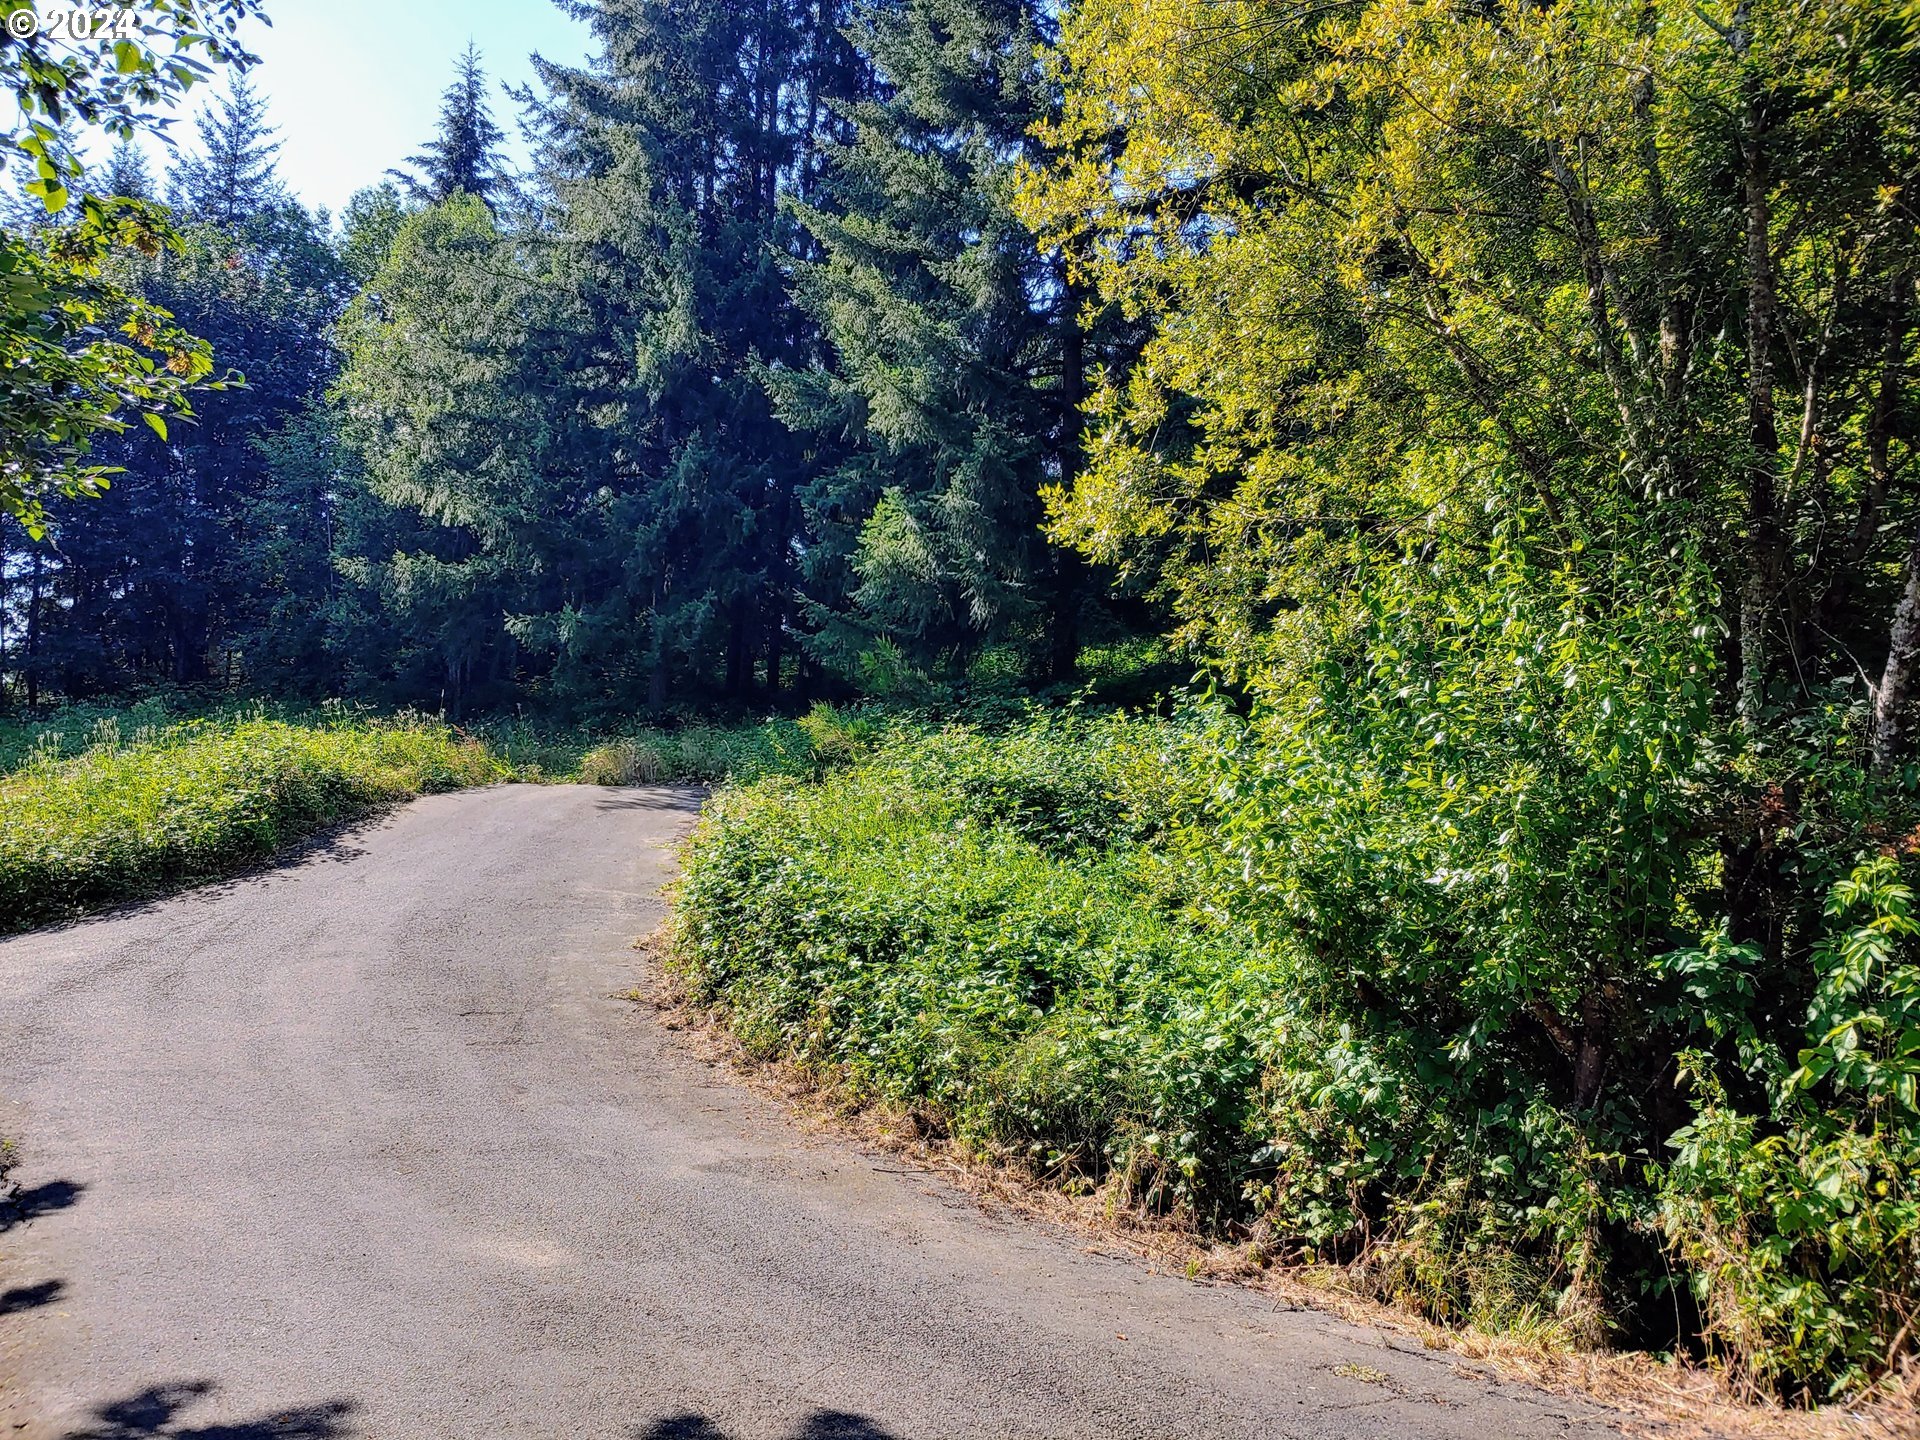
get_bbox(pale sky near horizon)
[123,0,596,217]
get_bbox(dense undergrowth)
[9,693,1916,1405]
[672,706,1920,1408]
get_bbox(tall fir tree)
[336,0,868,712]
[170,77,288,229]
[332,194,542,712]
[95,138,155,201]
[778,0,1104,687]
[527,0,819,706]
[389,44,507,207]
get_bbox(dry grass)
[629,930,1918,1440]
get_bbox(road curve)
[0,784,1621,1439]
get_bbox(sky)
[132,0,596,217]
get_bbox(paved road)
[0,785,1621,1439]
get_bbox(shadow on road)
[591,788,708,816]
[166,827,377,908]
[54,1394,885,1440]
[59,1382,357,1439]
[0,1277,65,1313]
[636,1414,900,1440]
[0,1178,85,1232]
[3,816,381,939]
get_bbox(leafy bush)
[671,712,1267,1214]
[1659,858,1920,1401]
[1187,539,1727,1330]
[0,711,501,931]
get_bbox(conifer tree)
[26,88,343,692]
[389,44,507,207]
[171,77,289,228]
[95,138,155,201]
[778,0,1098,686]
[334,0,867,711]
[526,0,810,705]
[331,194,542,713]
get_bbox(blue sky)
[134,0,595,217]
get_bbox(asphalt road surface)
[0,785,1623,1439]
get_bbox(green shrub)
[0,713,502,931]
[672,712,1269,1218]
[1658,858,1920,1401]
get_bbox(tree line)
[3,0,1132,717]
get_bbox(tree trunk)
[648,579,670,714]
[1874,524,1920,772]
[725,602,751,699]
[765,474,794,701]
[1735,10,1781,729]
[0,528,9,690]
[765,604,784,701]
[24,547,44,711]
[1529,999,1610,1111]
[1545,140,1650,463]
[1735,93,1774,721]
[1049,266,1089,685]
[648,649,669,714]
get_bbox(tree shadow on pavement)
[591,789,708,815]
[636,1413,900,1440]
[59,1381,358,1439]
[3,820,380,939]
[791,1417,901,1440]
[167,826,378,908]
[0,1178,85,1232]
[0,1277,65,1313]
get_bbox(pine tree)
[389,44,507,207]
[171,77,289,228]
[332,0,867,710]
[95,138,154,201]
[779,0,1098,686]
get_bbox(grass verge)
[476,715,821,787]
[0,711,501,932]
[0,701,842,933]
